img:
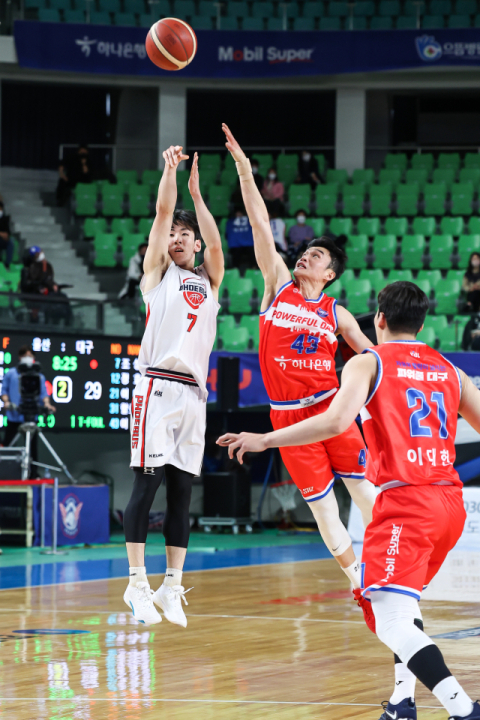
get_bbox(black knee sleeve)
[407,644,451,692]
[123,467,164,543]
[163,465,194,549]
[394,618,424,664]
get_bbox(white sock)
[164,568,183,587]
[341,559,361,589]
[129,566,147,586]
[390,663,416,704]
[432,676,473,718]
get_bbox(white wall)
[335,88,366,174]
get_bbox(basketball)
[145,18,197,71]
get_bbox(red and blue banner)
[32,484,109,546]
[14,21,480,78]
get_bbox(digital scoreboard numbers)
[0,334,142,432]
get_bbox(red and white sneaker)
[353,588,376,634]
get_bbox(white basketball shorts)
[130,375,206,476]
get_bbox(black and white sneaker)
[449,701,480,720]
[379,697,417,720]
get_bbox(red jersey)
[259,280,339,406]
[361,340,462,489]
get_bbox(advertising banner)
[32,484,109,546]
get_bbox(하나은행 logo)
[415,35,442,62]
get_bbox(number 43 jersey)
[137,262,219,400]
[361,341,462,488]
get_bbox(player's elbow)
[328,414,350,437]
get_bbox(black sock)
[407,645,452,692]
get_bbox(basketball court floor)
[0,540,479,720]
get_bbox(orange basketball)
[145,18,197,71]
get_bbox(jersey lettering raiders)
[259,280,339,403]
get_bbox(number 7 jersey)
[361,340,462,488]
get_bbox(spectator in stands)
[251,159,264,192]
[462,252,480,313]
[287,209,314,265]
[269,211,287,257]
[21,246,57,295]
[297,150,321,187]
[226,207,255,267]
[262,168,285,215]
[0,201,14,269]
[56,144,93,206]
[462,313,480,351]
[118,243,148,300]
[231,160,264,209]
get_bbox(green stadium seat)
[241,17,264,28]
[289,184,312,216]
[342,189,365,216]
[411,154,434,172]
[99,0,120,10]
[326,169,349,187]
[413,216,436,236]
[74,183,97,216]
[90,11,112,23]
[93,233,117,267]
[311,218,326,236]
[379,0,401,13]
[396,15,417,27]
[218,315,235,332]
[198,169,219,194]
[173,0,195,17]
[139,13,154,26]
[39,8,61,20]
[448,12,471,24]
[385,154,407,172]
[227,277,254,314]
[371,16,394,27]
[406,169,429,188]
[199,153,221,173]
[284,218,297,235]
[451,182,474,215]
[277,155,298,187]
[446,269,465,284]
[396,184,419,216]
[208,185,231,216]
[459,168,480,188]
[423,314,448,337]
[64,10,85,21]
[327,281,343,301]
[352,169,375,187]
[330,218,353,235]
[457,234,480,266]
[328,0,349,15]
[422,14,445,27]
[456,0,476,13]
[252,1,274,17]
[115,12,136,25]
[357,217,381,236]
[252,154,274,176]
[423,183,447,216]
[345,279,372,314]
[101,184,124,216]
[123,0,145,12]
[128,184,151,216]
[239,315,260,350]
[220,168,238,188]
[346,234,369,269]
[342,269,355,284]
[354,0,375,15]
[452,314,470,338]
[440,216,464,236]
[432,168,456,189]
[294,17,316,29]
[319,16,341,28]
[315,185,338,216]
[141,169,162,189]
[199,1,217,16]
[359,269,388,294]
[389,269,414,283]
[417,269,442,289]
[176,169,190,192]
[468,217,480,234]
[379,169,401,187]
[222,268,240,292]
[464,153,480,169]
[48,0,70,8]
[304,1,325,18]
[138,218,153,237]
[191,15,213,29]
[245,269,264,298]
[122,233,144,266]
[434,279,461,314]
[429,234,454,269]
[220,326,250,352]
[84,217,106,237]
[431,0,452,11]
[349,17,368,28]
[315,154,327,176]
[111,217,135,236]
[416,326,436,345]
[438,152,461,170]
[385,217,408,236]
[400,234,425,269]
[437,325,461,351]
[414,279,432,296]
[373,234,397,269]
[370,186,392,216]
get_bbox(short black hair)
[138,243,148,251]
[295,209,307,217]
[467,251,480,274]
[307,236,347,288]
[18,344,34,358]
[377,281,430,335]
[172,209,201,240]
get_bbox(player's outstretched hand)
[163,145,189,169]
[222,124,247,164]
[217,432,268,464]
[188,152,200,198]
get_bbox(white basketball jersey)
[138,261,219,398]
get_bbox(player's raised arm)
[188,152,224,299]
[458,368,480,434]
[335,305,374,354]
[217,352,377,463]
[143,145,189,287]
[222,124,291,309]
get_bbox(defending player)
[123,146,224,627]
[222,124,376,595]
[219,281,480,720]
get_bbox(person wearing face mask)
[0,201,14,270]
[1,345,55,476]
[21,246,57,296]
[118,243,149,299]
[462,252,480,313]
[298,151,321,188]
[287,210,315,265]
[56,144,93,206]
[261,167,285,216]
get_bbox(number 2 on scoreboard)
[187,313,197,332]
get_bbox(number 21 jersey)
[361,340,462,488]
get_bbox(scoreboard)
[0,332,142,432]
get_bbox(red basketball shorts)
[362,484,466,601]
[270,395,367,503]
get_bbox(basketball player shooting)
[221,124,376,600]
[219,281,480,720]
[123,146,224,627]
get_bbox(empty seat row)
[92,233,147,267]
[306,215,480,237]
[384,152,480,173]
[331,167,480,188]
[215,314,260,352]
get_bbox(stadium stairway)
[1,168,132,336]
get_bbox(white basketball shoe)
[124,582,162,626]
[153,584,192,628]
